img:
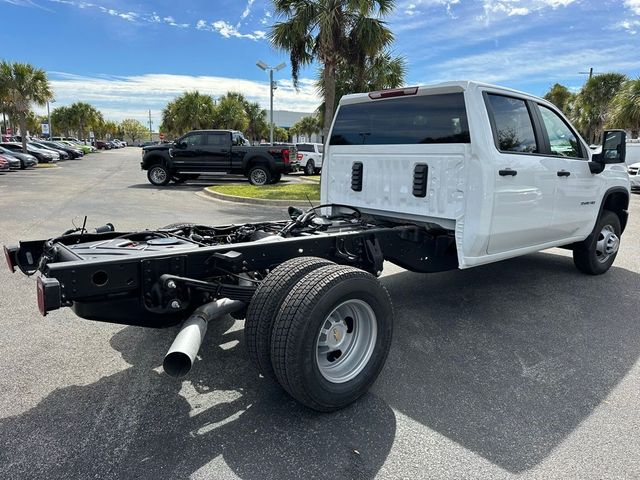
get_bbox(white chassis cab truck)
[4,81,630,412]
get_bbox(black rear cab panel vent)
[413,164,428,197]
[351,162,363,192]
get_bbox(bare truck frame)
[4,207,457,411]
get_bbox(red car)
[95,140,111,150]
[0,154,11,172]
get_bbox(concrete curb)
[199,188,314,207]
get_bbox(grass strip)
[207,183,320,201]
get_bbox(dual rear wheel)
[245,257,393,411]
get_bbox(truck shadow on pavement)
[0,317,396,480]
[376,251,640,473]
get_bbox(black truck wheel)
[147,164,170,186]
[573,210,621,275]
[248,166,272,186]
[245,257,334,380]
[304,160,315,176]
[270,265,393,411]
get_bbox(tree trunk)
[19,112,28,153]
[322,64,337,142]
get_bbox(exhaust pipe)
[163,298,245,377]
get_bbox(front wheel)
[270,265,393,411]
[573,210,621,275]
[248,166,272,186]
[147,164,170,186]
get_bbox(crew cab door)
[484,93,558,254]
[171,132,205,170]
[533,103,600,239]
[202,132,231,171]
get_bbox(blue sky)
[1,0,639,127]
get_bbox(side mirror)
[589,129,626,173]
[174,140,186,149]
[602,130,626,163]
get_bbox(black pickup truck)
[141,130,297,186]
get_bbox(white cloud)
[625,0,640,15]
[38,72,320,124]
[7,0,259,39]
[210,20,266,40]
[240,0,255,21]
[614,19,640,34]
[481,0,576,21]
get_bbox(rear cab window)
[485,93,538,153]
[329,93,470,145]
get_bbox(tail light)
[36,276,61,316]
[282,149,290,164]
[4,245,16,273]
[297,153,303,161]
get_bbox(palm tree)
[543,83,575,116]
[51,106,74,137]
[161,91,216,136]
[213,92,249,131]
[270,0,395,139]
[572,73,627,143]
[316,50,405,130]
[291,114,321,141]
[0,61,52,152]
[245,101,267,143]
[67,102,102,141]
[608,78,640,133]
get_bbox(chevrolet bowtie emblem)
[333,328,341,342]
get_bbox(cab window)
[329,93,470,145]
[486,94,538,153]
[538,105,584,158]
[184,133,204,147]
[207,133,229,147]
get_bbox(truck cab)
[142,129,297,186]
[322,81,630,270]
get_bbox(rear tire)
[147,164,170,186]
[245,257,334,380]
[248,166,272,186]
[573,210,621,275]
[270,265,393,411]
[304,160,315,176]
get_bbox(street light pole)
[256,60,286,145]
[46,99,56,139]
[269,68,274,144]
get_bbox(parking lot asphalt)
[0,148,639,479]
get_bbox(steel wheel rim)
[595,224,619,263]
[251,169,267,185]
[151,167,167,184]
[315,299,377,384]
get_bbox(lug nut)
[170,300,181,309]
[166,280,177,289]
